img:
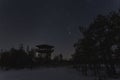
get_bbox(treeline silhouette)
[72,10,120,78]
[0,44,69,70]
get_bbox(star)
[68,31,72,35]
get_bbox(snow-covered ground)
[0,67,119,80]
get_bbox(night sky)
[0,0,120,58]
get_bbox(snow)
[0,67,119,80]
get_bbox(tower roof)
[36,44,54,49]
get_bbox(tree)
[73,10,120,76]
[0,45,33,69]
[53,54,63,65]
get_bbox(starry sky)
[0,0,120,58]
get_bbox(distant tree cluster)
[72,10,120,78]
[0,44,65,70]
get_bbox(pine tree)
[73,10,120,77]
